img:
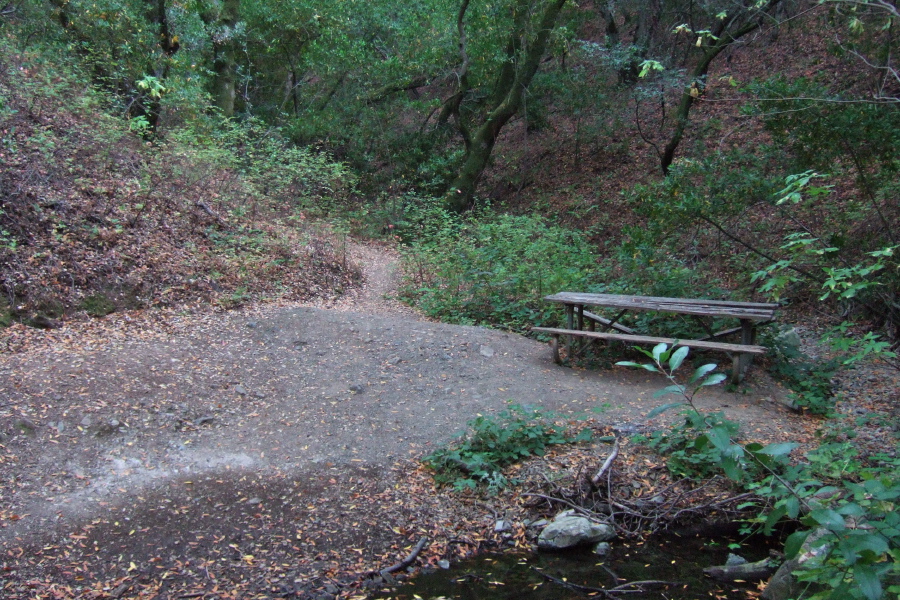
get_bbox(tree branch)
[592,439,620,487]
[379,537,429,578]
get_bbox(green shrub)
[762,326,842,416]
[621,345,900,600]
[770,353,842,416]
[423,403,592,492]
[80,293,116,317]
[639,411,743,479]
[400,210,603,332]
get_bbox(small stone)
[246,322,258,329]
[94,421,119,437]
[725,553,748,567]
[349,384,365,394]
[109,419,120,429]
[388,356,401,365]
[529,519,549,529]
[479,345,495,358]
[81,416,93,427]
[593,542,611,556]
[234,385,248,396]
[494,519,511,533]
[194,415,215,426]
[246,497,262,505]
[438,559,450,569]
[776,327,801,350]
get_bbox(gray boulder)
[538,512,615,550]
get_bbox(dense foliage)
[621,345,900,600]
[399,208,601,331]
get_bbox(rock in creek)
[537,511,615,550]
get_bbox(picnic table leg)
[565,305,574,362]
[576,305,585,357]
[551,335,561,364]
[731,353,744,385]
[732,319,756,383]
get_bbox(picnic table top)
[543,292,779,321]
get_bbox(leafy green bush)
[770,353,842,416]
[400,210,603,331]
[621,344,900,600]
[169,117,357,216]
[608,231,733,338]
[640,411,743,479]
[762,327,843,416]
[423,403,592,492]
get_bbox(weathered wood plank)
[530,327,767,355]
[696,326,743,341]
[546,292,779,310]
[544,292,778,320]
[582,310,635,334]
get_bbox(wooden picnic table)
[531,292,779,383]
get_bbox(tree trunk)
[660,0,781,174]
[445,0,569,212]
[210,0,240,117]
[141,0,179,132]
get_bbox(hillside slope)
[0,46,359,330]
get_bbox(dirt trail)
[0,242,801,598]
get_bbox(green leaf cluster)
[623,345,900,600]
[422,403,592,492]
[399,209,602,332]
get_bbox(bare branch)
[592,438,620,487]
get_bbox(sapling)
[619,344,899,600]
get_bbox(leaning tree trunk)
[444,0,569,213]
[660,0,781,174]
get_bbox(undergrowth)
[423,403,592,493]
[622,344,900,600]
[0,36,359,326]
[399,205,603,332]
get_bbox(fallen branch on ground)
[592,438,620,487]
[531,566,677,596]
[380,537,429,579]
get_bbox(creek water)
[375,532,773,599]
